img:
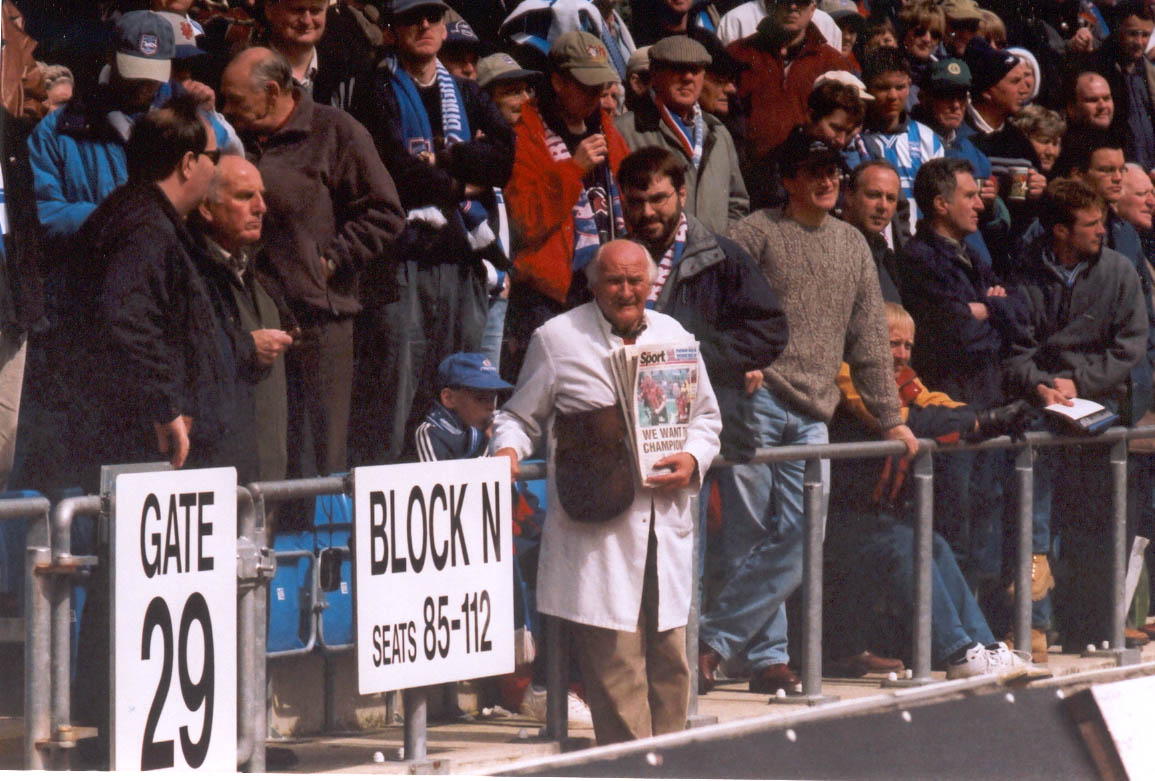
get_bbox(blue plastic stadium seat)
[313,493,354,650]
[268,530,317,656]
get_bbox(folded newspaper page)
[610,342,700,485]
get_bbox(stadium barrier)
[15,423,1155,769]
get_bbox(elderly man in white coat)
[493,239,721,745]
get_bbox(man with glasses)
[698,132,916,696]
[503,31,630,378]
[616,35,748,234]
[727,0,850,172]
[347,0,513,464]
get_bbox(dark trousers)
[350,259,486,466]
[285,316,354,479]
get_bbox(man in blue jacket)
[898,157,1025,609]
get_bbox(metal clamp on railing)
[236,536,276,586]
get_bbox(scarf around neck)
[386,56,495,251]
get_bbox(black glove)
[976,400,1035,440]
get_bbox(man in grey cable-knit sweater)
[698,132,918,696]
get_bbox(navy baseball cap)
[438,353,514,392]
[114,10,174,83]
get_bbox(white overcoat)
[491,302,722,632]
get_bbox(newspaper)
[610,342,700,485]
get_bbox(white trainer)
[518,685,594,728]
[986,642,1052,682]
[946,643,994,679]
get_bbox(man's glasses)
[200,148,222,164]
[624,190,677,210]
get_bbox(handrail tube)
[245,476,348,503]
[236,487,256,770]
[1014,448,1034,655]
[545,616,568,740]
[24,511,51,770]
[50,494,100,770]
[911,449,935,681]
[800,458,825,697]
[1110,440,1128,651]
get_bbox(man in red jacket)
[504,31,631,379]
[727,1,849,168]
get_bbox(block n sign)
[354,458,514,693]
[112,467,237,771]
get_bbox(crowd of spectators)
[5,0,1155,752]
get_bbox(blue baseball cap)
[438,353,513,392]
[114,11,174,83]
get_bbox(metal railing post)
[235,486,259,772]
[253,511,269,772]
[1109,438,1128,653]
[798,457,832,702]
[1014,446,1034,656]
[50,495,99,769]
[910,448,934,683]
[544,615,569,740]
[402,687,428,760]
[685,489,715,726]
[24,515,51,770]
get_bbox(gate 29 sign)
[112,468,237,771]
[354,458,514,694]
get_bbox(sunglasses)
[200,148,221,164]
[393,6,445,26]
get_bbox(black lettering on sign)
[139,593,217,769]
[482,482,501,563]
[141,494,162,578]
[196,492,214,572]
[449,484,469,566]
[369,490,389,575]
[429,484,449,570]
[163,498,183,575]
[407,487,427,573]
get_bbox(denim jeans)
[860,523,996,664]
[481,295,508,373]
[699,387,829,669]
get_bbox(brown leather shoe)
[698,644,721,694]
[827,650,905,678]
[1125,627,1150,648]
[749,663,801,694]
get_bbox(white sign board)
[112,467,237,771]
[354,458,514,693]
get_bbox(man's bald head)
[220,47,295,134]
[587,240,658,334]
[198,154,268,253]
[1117,162,1155,232]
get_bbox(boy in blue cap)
[415,352,513,462]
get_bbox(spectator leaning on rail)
[492,239,721,746]
[614,35,749,235]
[194,155,294,484]
[898,157,1024,588]
[698,132,917,696]
[346,0,513,465]
[68,98,271,766]
[220,46,404,490]
[1005,179,1147,654]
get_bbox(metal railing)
[529,424,1155,735]
[16,423,1155,769]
